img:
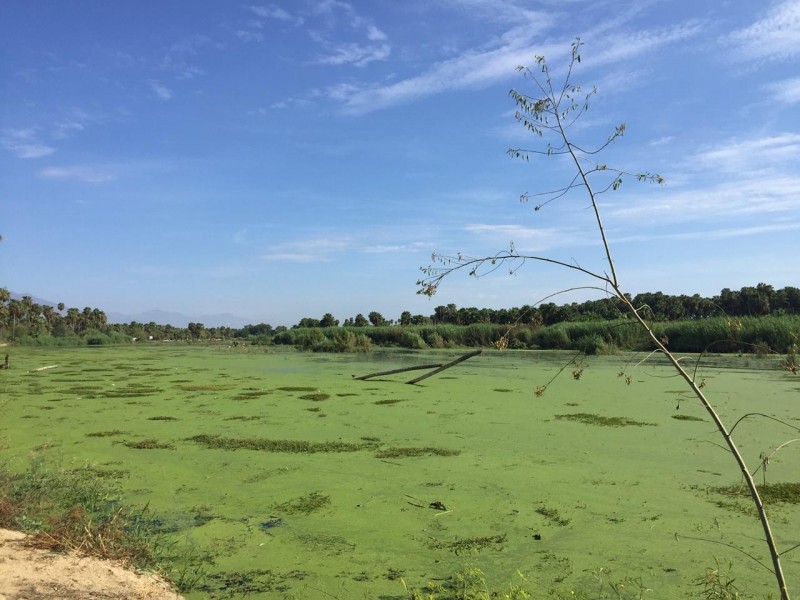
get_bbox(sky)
[1,0,799,327]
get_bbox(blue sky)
[2,0,799,327]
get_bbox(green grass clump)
[375,446,460,459]
[554,413,657,427]
[0,458,164,572]
[185,434,372,453]
[276,386,318,392]
[147,415,179,421]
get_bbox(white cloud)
[149,81,173,100]
[612,222,800,244]
[1,128,56,158]
[260,252,333,263]
[39,166,116,183]
[308,0,392,67]
[764,76,800,104]
[326,18,702,114]
[236,29,265,43]
[465,223,583,252]
[726,0,800,61]
[693,133,800,174]
[607,175,800,224]
[249,4,293,21]
[363,241,429,254]
[261,236,353,262]
[6,142,56,159]
[316,41,390,67]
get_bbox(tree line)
[1,283,798,345]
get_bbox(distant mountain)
[9,292,59,307]
[7,291,254,328]
[105,309,252,328]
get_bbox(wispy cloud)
[692,133,800,174]
[159,35,213,79]
[1,128,56,158]
[310,0,391,67]
[149,80,173,100]
[725,0,800,61]
[363,241,429,254]
[249,4,297,23]
[607,175,800,224]
[39,165,116,183]
[613,222,800,244]
[325,18,701,114]
[764,76,800,104]
[261,236,352,262]
[465,223,584,252]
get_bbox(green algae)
[1,345,798,598]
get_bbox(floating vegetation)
[185,434,373,453]
[493,388,513,392]
[429,533,507,555]
[232,389,272,401]
[713,482,800,505]
[554,413,656,427]
[536,506,571,526]
[204,569,308,596]
[103,385,162,398]
[86,430,127,437]
[671,414,705,422]
[276,386,318,392]
[360,436,381,442]
[260,517,282,530]
[148,416,179,421]
[175,384,231,392]
[224,415,262,421]
[375,446,460,459]
[122,439,176,450]
[274,492,331,515]
[299,393,330,402]
[373,398,406,405]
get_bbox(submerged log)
[406,349,482,384]
[354,363,442,380]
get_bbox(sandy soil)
[0,529,184,600]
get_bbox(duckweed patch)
[554,413,657,427]
[148,416,179,421]
[276,386,318,392]
[185,434,374,453]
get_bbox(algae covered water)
[1,344,797,598]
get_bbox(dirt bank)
[0,528,183,600]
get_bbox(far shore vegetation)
[1,284,799,359]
